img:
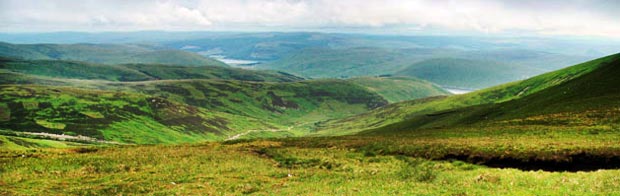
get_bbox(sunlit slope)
[367,52,620,134]
[97,79,389,126]
[0,58,452,128]
[0,78,390,143]
[0,66,395,142]
[0,85,273,144]
[315,53,619,135]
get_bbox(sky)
[1,0,620,38]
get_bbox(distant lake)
[210,55,260,69]
[443,87,473,95]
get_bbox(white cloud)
[1,0,619,38]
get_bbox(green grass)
[2,137,620,195]
[100,115,213,144]
[0,135,87,150]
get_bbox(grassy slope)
[0,68,392,143]
[0,80,388,143]
[0,42,227,66]
[347,76,451,103]
[315,54,619,135]
[0,134,89,150]
[280,53,620,176]
[0,85,273,144]
[0,58,451,137]
[0,67,388,125]
[378,51,620,131]
[365,53,620,134]
[0,57,303,82]
[2,140,620,195]
[78,79,388,127]
[395,58,539,89]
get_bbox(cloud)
[0,0,212,31]
[1,0,619,38]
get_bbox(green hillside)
[0,78,389,142]
[0,85,272,144]
[347,76,450,103]
[395,58,539,89]
[0,57,303,82]
[315,53,619,135]
[97,79,388,126]
[286,53,620,176]
[0,57,152,81]
[368,53,620,134]
[0,76,391,144]
[0,42,227,66]
[0,55,415,143]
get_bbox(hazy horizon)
[2,0,620,40]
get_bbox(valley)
[1,31,619,195]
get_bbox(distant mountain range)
[261,47,588,89]
[0,42,227,66]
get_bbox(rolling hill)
[0,79,388,144]
[366,53,620,134]
[0,68,443,128]
[0,56,456,143]
[0,57,302,82]
[315,53,620,135]
[260,47,588,89]
[0,42,227,66]
[395,58,539,89]
[260,47,446,78]
[0,85,272,144]
[347,76,450,103]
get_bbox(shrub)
[396,157,437,182]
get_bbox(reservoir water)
[443,87,473,95]
[210,55,260,69]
